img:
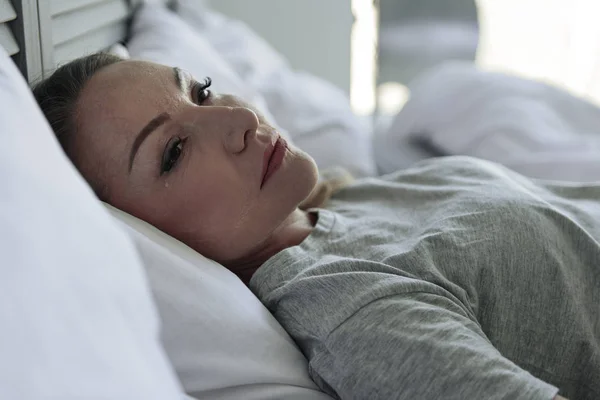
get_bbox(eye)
[161,136,187,175]
[194,77,212,104]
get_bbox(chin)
[269,150,318,209]
[291,151,319,196]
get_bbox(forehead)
[73,60,182,171]
[78,60,178,135]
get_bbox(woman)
[33,53,597,400]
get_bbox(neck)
[228,208,316,285]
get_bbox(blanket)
[374,62,600,182]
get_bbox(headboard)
[2,0,171,83]
[0,0,18,57]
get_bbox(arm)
[310,292,560,400]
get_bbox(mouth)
[261,136,288,188]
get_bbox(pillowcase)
[175,0,378,177]
[107,42,131,59]
[126,3,290,141]
[104,204,333,400]
[0,49,182,399]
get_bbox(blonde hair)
[298,167,355,210]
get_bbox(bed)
[1,1,373,399]
[3,2,600,399]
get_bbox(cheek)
[158,168,256,257]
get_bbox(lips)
[261,136,287,188]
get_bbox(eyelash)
[194,77,212,104]
[161,136,188,175]
[159,77,211,176]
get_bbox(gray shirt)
[250,157,599,400]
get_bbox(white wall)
[206,0,353,94]
[476,0,600,105]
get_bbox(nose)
[177,105,259,153]
[221,106,259,154]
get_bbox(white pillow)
[126,3,290,141]
[175,0,378,177]
[104,204,333,400]
[173,1,287,92]
[107,42,131,59]
[0,49,182,399]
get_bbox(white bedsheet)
[374,62,600,182]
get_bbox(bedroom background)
[2,2,600,399]
[203,0,600,119]
[4,0,600,118]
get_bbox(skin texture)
[72,60,318,281]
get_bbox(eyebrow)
[128,67,185,172]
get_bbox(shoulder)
[386,156,516,182]
[328,156,518,207]
[331,156,538,209]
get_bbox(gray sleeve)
[309,292,559,400]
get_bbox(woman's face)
[72,60,318,264]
